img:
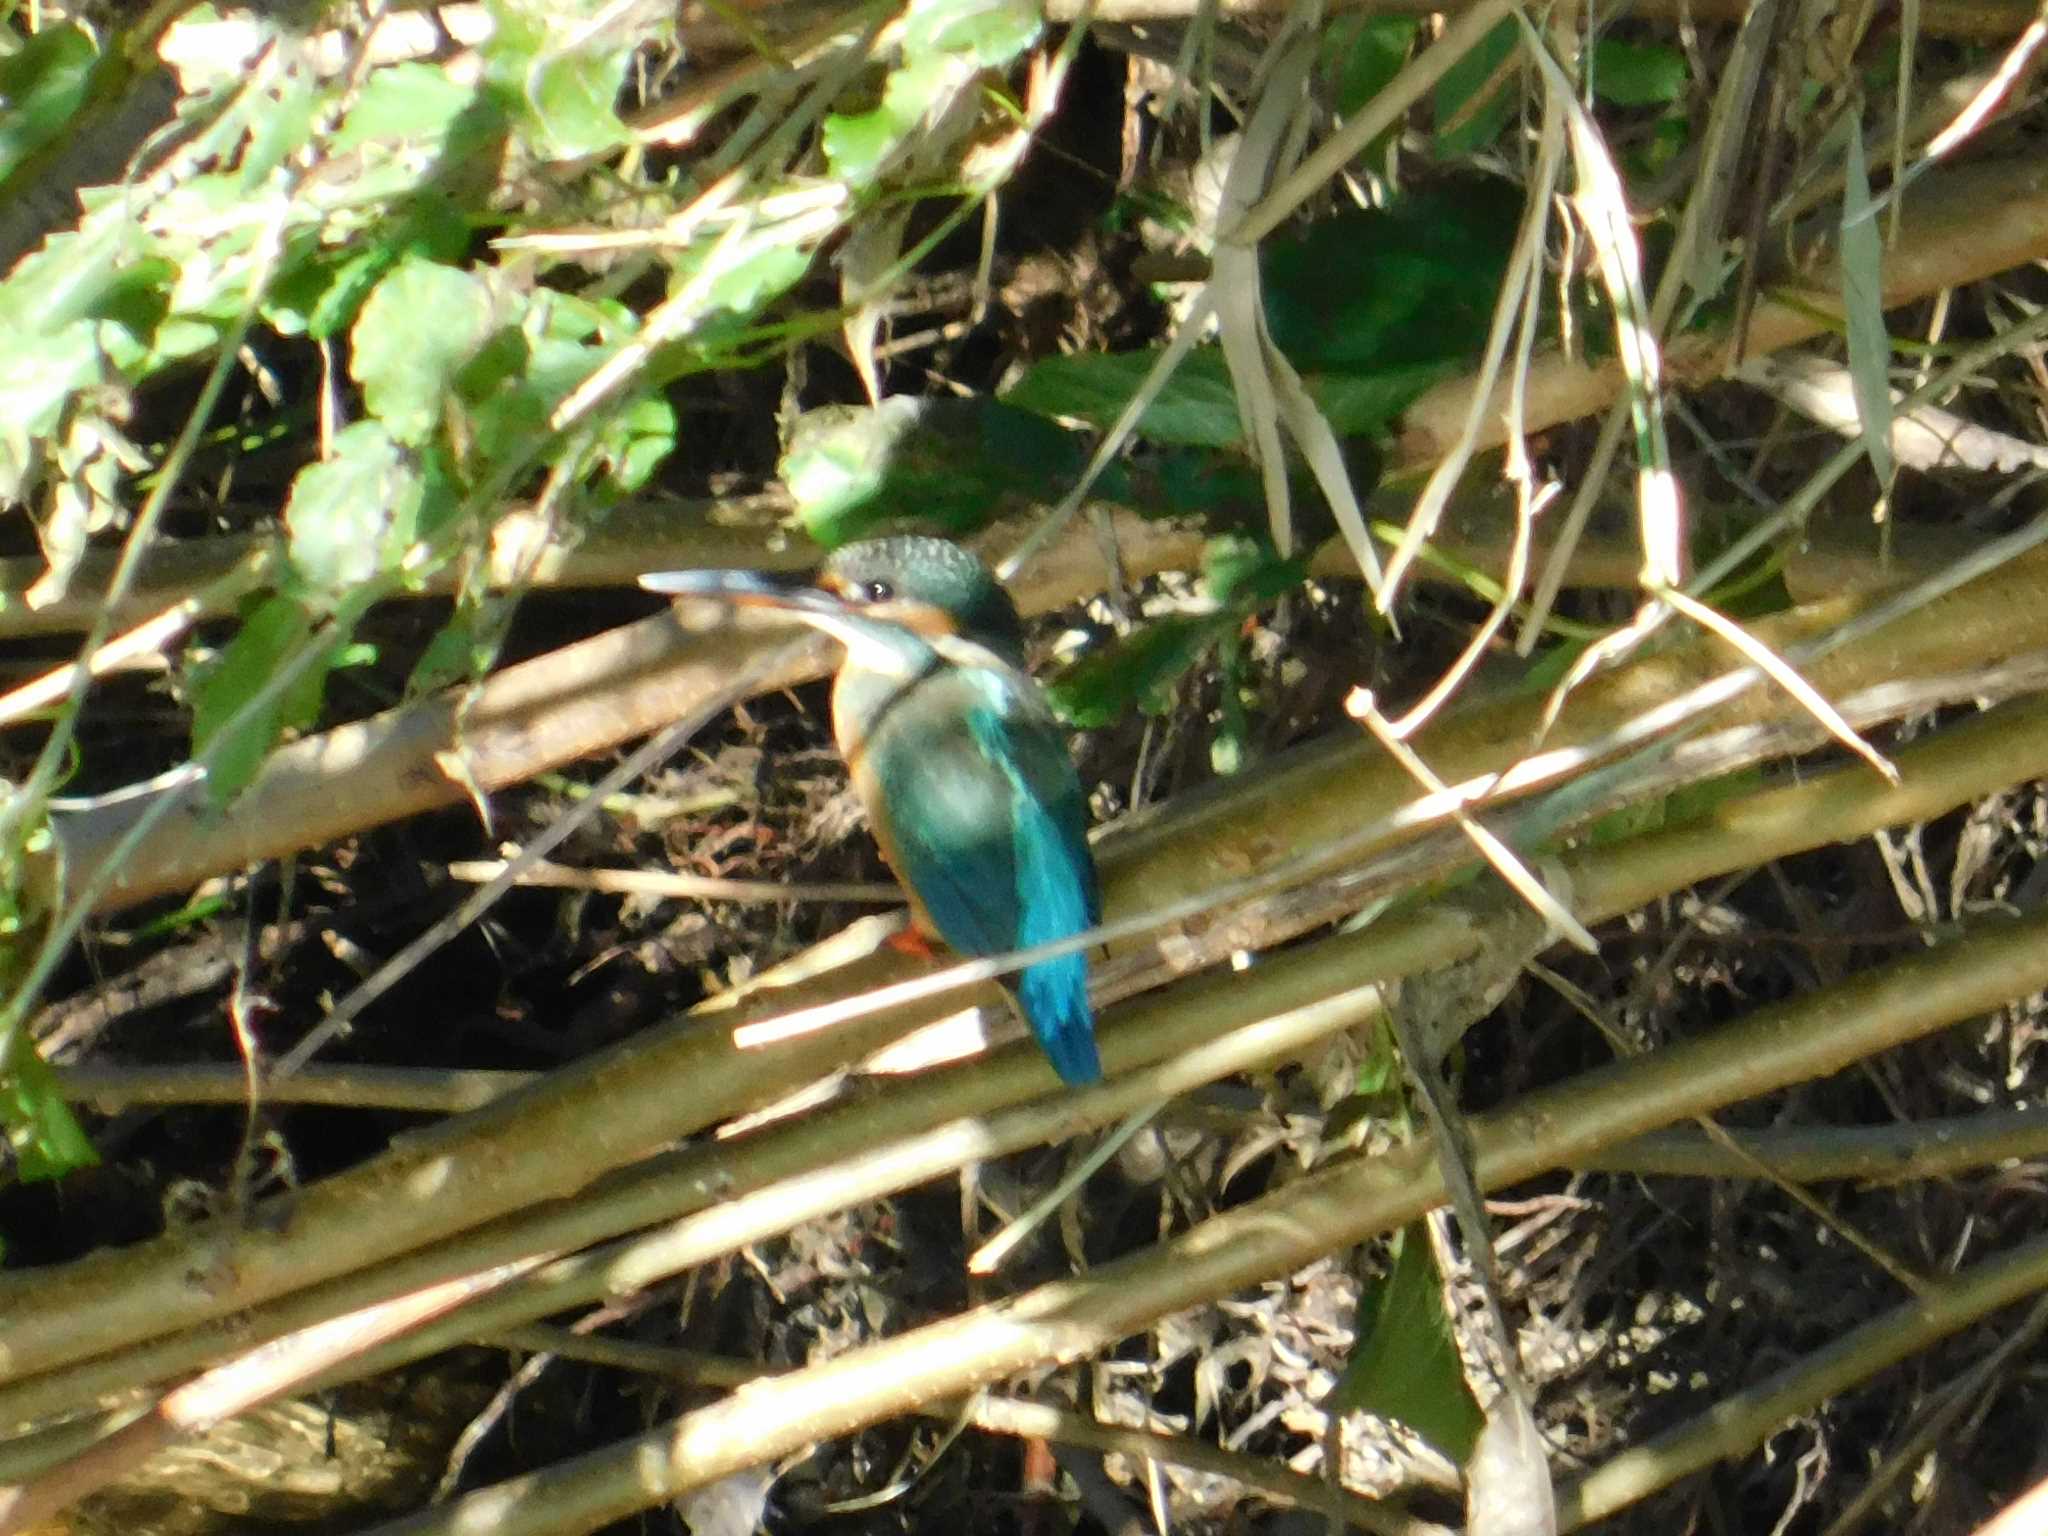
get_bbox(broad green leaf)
[1050,536,1303,730]
[1005,349,1244,447]
[462,321,618,467]
[0,324,112,492]
[465,372,553,468]
[408,606,499,697]
[1324,14,1418,119]
[452,325,533,406]
[782,398,933,526]
[0,23,97,183]
[0,819,89,1187]
[1840,125,1894,486]
[1203,534,1304,607]
[1261,181,1524,373]
[1590,38,1689,108]
[824,0,1032,182]
[239,65,319,187]
[702,242,813,316]
[1141,449,1264,517]
[977,398,1084,486]
[901,0,1041,67]
[821,104,902,185]
[1048,612,1236,728]
[351,257,497,446]
[1332,1224,1485,1463]
[545,289,637,342]
[412,443,463,546]
[526,48,632,159]
[0,228,177,492]
[268,196,472,341]
[283,421,422,594]
[824,52,962,184]
[602,392,678,494]
[4,1050,98,1183]
[0,221,141,336]
[1006,345,1450,450]
[1434,18,1517,154]
[332,61,483,150]
[784,398,1079,544]
[189,594,336,808]
[484,0,636,160]
[1311,361,1461,438]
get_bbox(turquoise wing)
[866,667,1102,1083]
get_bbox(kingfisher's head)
[641,536,1027,672]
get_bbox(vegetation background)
[5,0,2048,1531]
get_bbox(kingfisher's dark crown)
[823,537,1026,661]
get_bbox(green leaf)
[351,257,497,446]
[189,595,336,809]
[701,242,813,316]
[821,104,902,185]
[1006,345,1450,451]
[823,0,1037,182]
[0,228,179,492]
[239,65,319,187]
[0,23,97,183]
[1141,448,1263,517]
[1311,361,1462,438]
[283,421,423,594]
[1262,180,1524,373]
[1332,1224,1485,1463]
[0,221,147,337]
[1203,534,1304,606]
[1353,1011,1403,1099]
[857,55,951,182]
[332,61,483,150]
[483,0,636,159]
[1631,112,1692,179]
[1434,18,1517,155]
[3,1049,97,1183]
[784,398,1078,544]
[1840,123,1894,486]
[0,815,91,1186]
[1005,349,1246,447]
[461,316,618,467]
[1324,15,1417,119]
[408,606,499,698]
[1590,38,1689,108]
[0,327,109,492]
[601,391,678,494]
[1049,534,1302,734]
[526,47,632,159]
[267,195,472,341]
[901,0,1042,67]
[1048,612,1235,727]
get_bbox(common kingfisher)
[641,536,1103,1084]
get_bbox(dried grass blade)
[1657,585,1900,784]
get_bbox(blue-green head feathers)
[818,536,1028,667]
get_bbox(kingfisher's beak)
[640,567,851,623]
[644,568,953,680]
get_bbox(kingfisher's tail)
[1016,952,1102,1084]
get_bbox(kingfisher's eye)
[860,579,894,603]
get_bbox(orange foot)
[885,926,941,960]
